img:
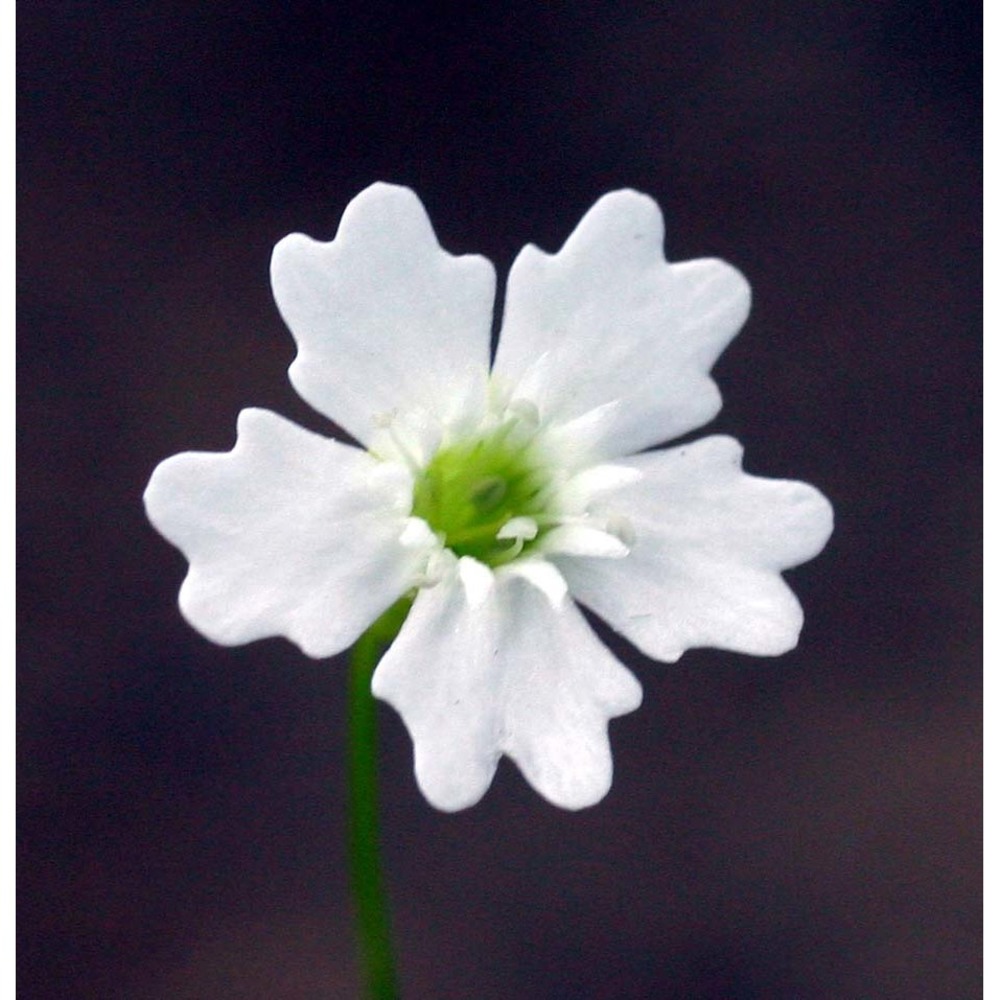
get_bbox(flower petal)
[556,436,834,662]
[493,190,750,458]
[144,408,425,658]
[372,566,642,811]
[372,561,503,811]
[498,579,643,808]
[271,183,496,445]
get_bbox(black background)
[19,2,981,998]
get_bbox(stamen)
[493,535,526,564]
[506,398,540,434]
[491,516,540,565]
[539,522,630,559]
[605,513,636,549]
[496,516,539,541]
[373,412,424,472]
[499,558,569,607]
[420,547,456,587]
[399,517,437,549]
[458,557,494,609]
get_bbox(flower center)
[411,418,553,567]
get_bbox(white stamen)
[486,375,514,416]
[541,401,622,468]
[540,523,630,559]
[605,513,636,549]
[506,398,540,433]
[499,559,569,608]
[559,464,643,511]
[371,410,442,472]
[399,517,437,548]
[421,547,457,587]
[458,556,494,609]
[496,516,539,541]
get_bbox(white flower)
[144,183,833,811]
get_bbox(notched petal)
[496,578,642,809]
[557,435,834,663]
[271,182,496,444]
[372,572,503,811]
[144,408,423,658]
[494,189,752,458]
[373,572,642,811]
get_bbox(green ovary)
[411,428,553,567]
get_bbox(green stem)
[346,599,410,1000]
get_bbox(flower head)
[144,184,833,811]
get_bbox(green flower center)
[412,422,553,567]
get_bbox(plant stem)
[346,600,410,1000]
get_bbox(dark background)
[19,2,981,998]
